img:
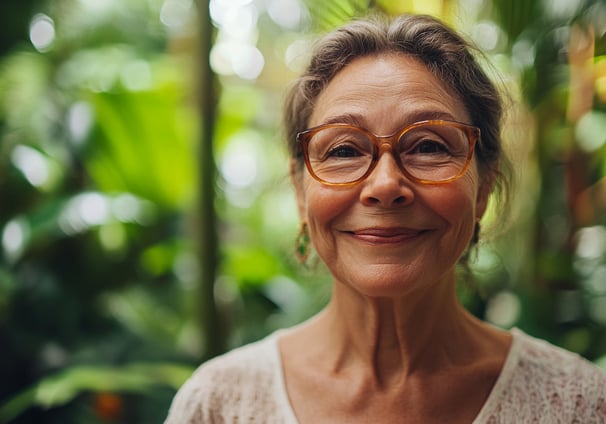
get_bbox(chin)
[334,264,433,299]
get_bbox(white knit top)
[164,328,606,423]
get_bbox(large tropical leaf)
[0,362,193,423]
[86,84,196,210]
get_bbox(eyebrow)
[320,113,365,127]
[318,110,461,129]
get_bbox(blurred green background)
[1,0,606,422]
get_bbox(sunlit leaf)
[86,86,196,210]
[302,0,373,30]
[376,0,445,16]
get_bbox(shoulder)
[164,332,284,423]
[512,329,606,387]
[479,328,606,423]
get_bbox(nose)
[359,145,415,207]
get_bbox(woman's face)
[292,53,491,298]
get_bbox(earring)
[472,221,481,245]
[295,222,310,263]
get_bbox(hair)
[283,13,511,197]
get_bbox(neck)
[315,273,482,385]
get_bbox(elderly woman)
[166,14,606,423]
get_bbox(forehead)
[309,53,470,131]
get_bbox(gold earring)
[295,223,310,263]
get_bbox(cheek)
[300,179,356,257]
[301,178,350,223]
[431,176,480,241]
[443,183,477,216]
[443,165,482,214]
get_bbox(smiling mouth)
[347,228,428,244]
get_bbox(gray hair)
[283,14,509,189]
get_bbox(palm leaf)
[302,0,374,30]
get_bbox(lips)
[347,227,428,244]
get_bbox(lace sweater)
[165,328,606,423]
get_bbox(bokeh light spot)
[67,101,94,145]
[59,192,111,235]
[160,0,193,29]
[485,291,521,328]
[512,38,536,70]
[2,218,29,260]
[120,60,153,91]
[471,21,502,52]
[576,226,606,259]
[575,111,606,152]
[211,43,264,80]
[111,194,156,225]
[11,145,50,188]
[285,39,311,72]
[29,14,55,52]
[267,0,302,29]
[220,136,259,188]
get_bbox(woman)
[166,14,606,423]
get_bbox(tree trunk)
[194,0,224,359]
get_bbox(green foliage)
[303,0,373,30]
[477,0,606,357]
[0,363,193,423]
[0,0,201,422]
[2,0,606,422]
[87,87,196,208]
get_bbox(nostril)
[364,194,407,207]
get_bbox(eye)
[308,126,372,161]
[412,139,449,154]
[327,144,363,158]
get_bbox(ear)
[290,159,306,221]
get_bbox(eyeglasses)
[296,119,480,186]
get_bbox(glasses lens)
[398,123,471,182]
[303,122,473,185]
[306,126,373,184]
